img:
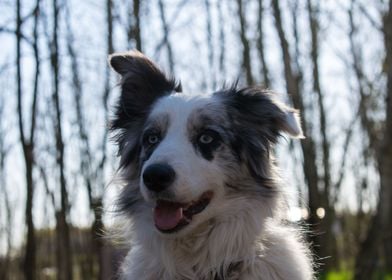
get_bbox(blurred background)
[0,0,391,279]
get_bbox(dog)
[108,50,314,280]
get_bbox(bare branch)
[154,0,189,57]
[157,0,175,73]
[236,0,254,85]
[256,0,270,87]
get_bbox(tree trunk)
[306,0,336,270]
[236,0,254,85]
[271,0,322,262]
[355,0,392,277]
[0,100,12,280]
[204,0,215,89]
[93,0,114,278]
[217,1,226,83]
[16,0,38,278]
[23,145,36,280]
[99,0,113,174]
[158,0,175,74]
[348,5,378,153]
[380,1,392,270]
[256,0,270,88]
[51,0,73,279]
[65,5,99,277]
[127,0,142,51]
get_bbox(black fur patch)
[116,182,144,215]
[109,51,181,168]
[193,129,223,161]
[140,114,169,163]
[214,86,289,184]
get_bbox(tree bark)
[306,0,336,270]
[93,0,114,278]
[355,0,392,277]
[16,0,40,278]
[236,0,254,85]
[256,0,270,88]
[205,0,215,89]
[127,0,142,51]
[217,1,226,83]
[348,4,379,153]
[65,5,100,278]
[271,0,322,262]
[158,0,175,74]
[51,0,73,279]
[380,1,392,270]
[0,98,12,280]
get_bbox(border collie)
[108,50,313,280]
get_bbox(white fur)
[116,93,314,280]
[141,95,225,208]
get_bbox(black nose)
[142,163,176,192]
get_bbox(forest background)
[0,0,392,279]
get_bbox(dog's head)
[109,51,303,237]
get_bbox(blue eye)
[194,129,222,161]
[198,130,221,145]
[199,134,214,144]
[147,134,160,144]
[143,131,161,146]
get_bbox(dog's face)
[109,51,303,237]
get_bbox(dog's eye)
[199,134,214,144]
[147,134,160,145]
[198,130,220,145]
[143,132,161,146]
[195,129,222,160]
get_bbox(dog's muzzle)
[142,163,214,233]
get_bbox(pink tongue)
[154,201,184,231]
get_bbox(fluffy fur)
[108,50,314,280]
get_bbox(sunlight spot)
[288,207,302,221]
[301,208,309,220]
[316,207,325,219]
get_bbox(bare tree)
[217,1,226,84]
[98,0,114,176]
[348,3,379,152]
[158,0,175,73]
[256,0,270,87]
[16,0,41,278]
[204,0,215,89]
[306,0,337,270]
[50,0,73,278]
[379,1,392,269]
[271,0,323,262]
[127,0,142,51]
[355,0,392,277]
[63,5,98,278]
[0,94,12,280]
[236,0,254,85]
[92,0,115,278]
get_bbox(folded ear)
[216,87,304,141]
[108,50,181,166]
[274,101,304,139]
[215,87,304,182]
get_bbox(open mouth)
[153,191,213,233]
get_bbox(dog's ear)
[109,50,182,99]
[271,100,304,139]
[108,50,181,167]
[218,87,304,141]
[216,87,304,182]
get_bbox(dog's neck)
[134,198,273,279]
